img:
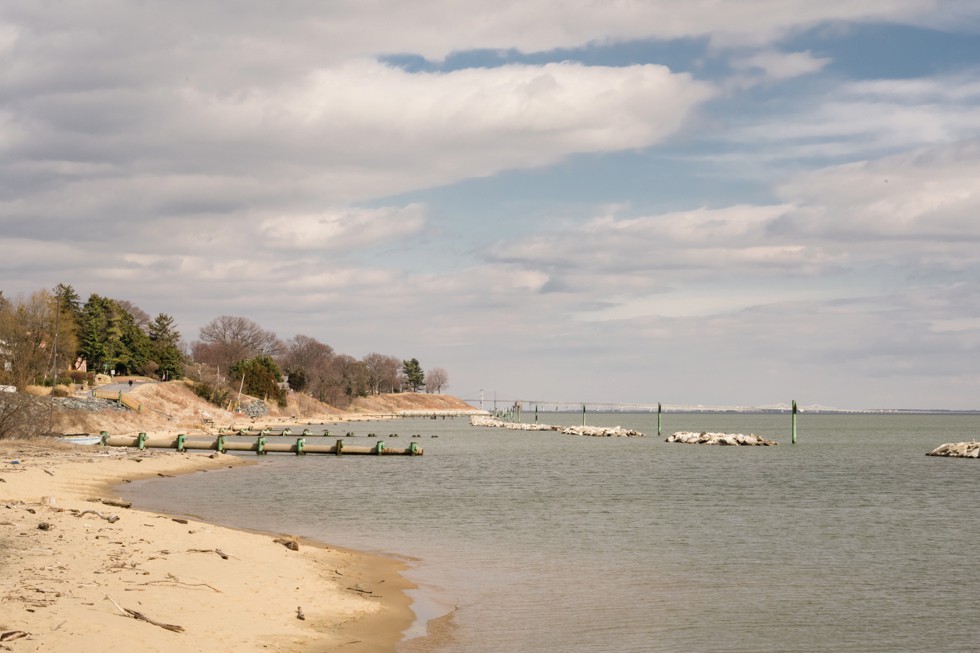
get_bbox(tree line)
[0,285,449,408]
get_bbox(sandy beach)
[0,440,415,653]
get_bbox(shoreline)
[0,439,418,652]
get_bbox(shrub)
[191,381,231,408]
[50,385,71,398]
[0,392,52,439]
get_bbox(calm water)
[121,413,980,652]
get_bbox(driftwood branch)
[72,509,119,523]
[87,497,132,509]
[273,536,299,551]
[139,576,222,594]
[105,594,184,633]
[187,548,230,560]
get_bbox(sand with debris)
[0,441,413,653]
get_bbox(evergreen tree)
[116,307,152,374]
[79,294,111,374]
[230,355,287,407]
[401,358,425,392]
[148,313,183,380]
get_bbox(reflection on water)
[122,413,980,653]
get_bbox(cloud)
[776,138,980,245]
[0,60,713,233]
[259,204,427,251]
[730,49,832,81]
[0,2,953,70]
[720,71,980,162]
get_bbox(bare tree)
[280,335,334,374]
[362,352,401,394]
[0,290,55,389]
[116,300,152,332]
[425,367,449,394]
[195,315,283,373]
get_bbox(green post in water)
[792,400,798,444]
[658,403,662,437]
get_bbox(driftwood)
[105,594,184,633]
[296,606,305,620]
[187,548,230,560]
[273,536,299,551]
[72,509,120,523]
[140,574,222,593]
[87,497,132,509]
[0,631,29,642]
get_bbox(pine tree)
[401,358,425,392]
[149,313,183,380]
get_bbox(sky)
[2,1,980,410]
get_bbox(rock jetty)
[666,431,779,446]
[470,415,644,437]
[926,441,980,458]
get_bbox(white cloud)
[0,2,958,93]
[776,138,980,241]
[0,60,714,232]
[731,50,832,81]
[710,69,980,174]
[259,204,427,251]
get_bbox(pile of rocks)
[54,396,127,412]
[666,431,778,446]
[470,415,554,431]
[926,441,980,458]
[469,415,645,437]
[560,425,644,437]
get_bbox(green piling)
[658,403,662,437]
[216,434,226,454]
[792,400,798,444]
[137,432,147,450]
[176,433,187,452]
[335,439,344,455]
[582,404,586,426]
[296,437,306,455]
[256,435,267,455]
[99,431,109,446]
[375,441,385,455]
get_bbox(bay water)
[120,413,980,652]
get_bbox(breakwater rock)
[926,441,980,458]
[470,415,644,437]
[666,431,779,446]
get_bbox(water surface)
[122,413,980,652]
